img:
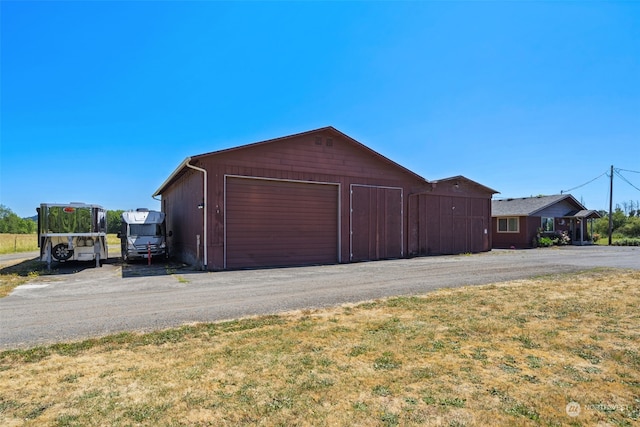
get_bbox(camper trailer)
[37,203,108,269]
[118,209,168,262]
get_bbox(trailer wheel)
[52,243,73,261]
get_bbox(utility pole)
[608,165,614,245]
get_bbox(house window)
[541,217,554,232]
[497,217,519,233]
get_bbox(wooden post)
[608,165,614,245]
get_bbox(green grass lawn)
[594,236,640,246]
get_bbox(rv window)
[130,224,162,236]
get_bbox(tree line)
[616,200,640,218]
[592,207,640,239]
[0,205,37,234]
[0,205,124,234]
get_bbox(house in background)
[491,194,601,249]
[153,126,497,270]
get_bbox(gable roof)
[430,175,498,195]
[196,126,425,180]
[153,126,426,197]
[565,209,602,219]
[491,194,586,217]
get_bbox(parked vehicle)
[118,209,169,262]
[37,203,108,269]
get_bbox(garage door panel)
[229,235,336,247]
[226,177,339,269]
[351,185,403,262]
[408,194,489,256]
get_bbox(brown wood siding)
[525,217,541,248]
[350,185,403,261]
[492,216,532,249]
[225,177,339,269]
[208,131,415,184]
[163,169,204,266]
[409,194,489,255]
[159,129,495,270]
[198,132,421,268]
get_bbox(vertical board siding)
[225,177,339,269]
[471,217,484,253]
[409,194,489,255]
[425,195,442,254]
[163,170,203,267]
[350,185,403,261]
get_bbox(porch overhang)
[561,210,601,245]
[562,209,602,220]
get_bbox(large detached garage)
[153,127,497,270]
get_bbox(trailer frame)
[37,203,108,270]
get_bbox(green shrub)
[618,217,640,238]
[612,238,640,246]
[538,237,554,247]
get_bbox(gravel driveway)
[1,246,638,349]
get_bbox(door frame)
[224,175,341,269]
[349,184,404,261]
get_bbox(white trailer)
[118,209,168,262]
[37,203,108,269]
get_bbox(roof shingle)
[491,194,585,216]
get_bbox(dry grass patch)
[1,269,639,426]
[0,234,120,297]
[0,260,45,298]
[0,234,38,255]
[0,233,119,255]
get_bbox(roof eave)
[431,175,499,194]
[152,157,192,198]
[527,194,584,216]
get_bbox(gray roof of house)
[565,209,602,219]
[491,194,585,217]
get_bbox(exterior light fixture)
[197,202,205,209]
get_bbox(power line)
[616,168,640,174]
[560,171,608,194]
[614,170,640,193]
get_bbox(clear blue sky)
[1,1,639,218]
